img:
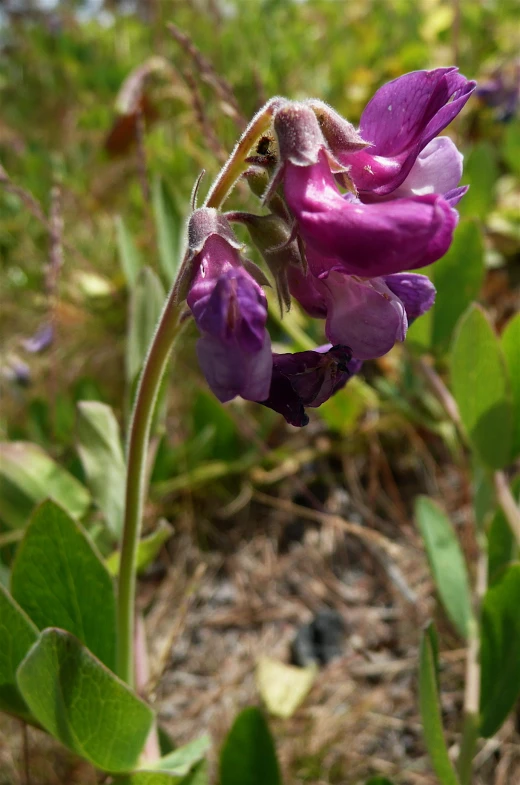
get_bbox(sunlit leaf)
[153,177,183,284]
[106,519,173,576]
[126,266,166,386]
[415,497,473,638]
[77,401,126,539]
[17,629,153,772]
[11,500,116,670]
[116,215,142,288]
[451,305,512,470]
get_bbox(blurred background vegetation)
[0,0,519,783]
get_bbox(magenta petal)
[287,265,328,318]
[285,155,457,278]
[382,273,436,321]
[196,333,272,403]
[322,273,407,360]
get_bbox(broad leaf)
[480,565,520,737]
[17,629,153,772]
[148,734,211,774]
[152,177,183,284]
[219,707,281,785]
[451,305,512,470]
[0,442,90,529]
[0,585,38,719]
[501,312,520,460]
[431,220,484,352]
[116,215,142,288]
[458,142,498,221]
[11,500,116,670]
[77,401,126,539]
[126,266,166,386]
[415,497,473,638]
[419,625,460,785]
[106,519,173,576]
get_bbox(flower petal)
[391,137,463,198]
[382,273,436,321]
[196,333,272,403]
[322,273,407,360]
[285,153,457,278]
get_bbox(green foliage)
[106,518,173,576]
[459,142,498,221]
[153,177,184,285]
[126,266,166,387]
[418,623,460,785]
[451,305,513,470]
[17,628,153,773]
[219,707,281,785]
[487,477,520,585]
[0,442,90,530]
[480,565,520,738]
[415,497,473,638]
[118,762,208,784]
[11,500,117,670]
[116,216,143,289]
[0,585,38,720]
[501,312,520,460]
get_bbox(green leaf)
[480,565,520,737]
[152,177,183,284]
[415,497,473,638]
[458,142,498,221]
[488,477,520,586]
[126,266,166,386]
[365,779,396,785]
[419,626,460,785]
[501,312,520,460]
[16,629,153,772]
[118,761,208,785]
[0,442,90,529]
[219,707,281,785]
[116,215,142,289]
[77,401,126,539]
[148,734,211,774]
[431,220,485,352]
[451,304,513,470]
[0,585,38,719]
[11,500,116,670]
[106,519,173,576]
[503,119,520,177]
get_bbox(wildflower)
[259,345,362,426]
[185,209,272,403]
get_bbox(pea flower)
[185,208,272,403]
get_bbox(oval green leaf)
[451,304,513,470]
[415,496,473,638]
[16,629,153,773]
[11,500,116,670]
[0,585,38,720]
[116,215,142,289]
[219,707,281,785]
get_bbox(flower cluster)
[181,68,475,425]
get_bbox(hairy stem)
[117,289,182,686]
[204,97,281,209]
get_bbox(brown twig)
[167,22,247,130]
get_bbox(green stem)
[204,97,281,209]
[117,289,182,686]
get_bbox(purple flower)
[289,264,435,360]
[283,150,456,279]
[340,68,476,195]
[259,345,362,426]
[22,323,54,353]
[186,210,272,403]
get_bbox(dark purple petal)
[443,185,469,207]
[259,345,360,426]
[285,153,457,278]
[321,273,408,359]
[382,273,436,321]
[287,265,328,318]
[22,324,54,353]
[346,68,475,194]
[196,333,272,403]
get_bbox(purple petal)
[21,324,54,353]
[382,273,436,321]
[196,333,272,403]
[391,137,463,198]
[287,265,328,318]
[285,153,457,278]
[443,185,469,207]
[321,273,408,360]
[346,68,475,194]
